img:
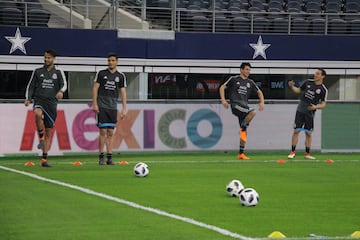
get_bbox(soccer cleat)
[239,130,247,143]
[304,153,316,160]
[237,153,250,160]
[37,136,45,151]
[106,159,115,165]
[98,159,106,165]
[40,159,51,167]
[288,151,296,159]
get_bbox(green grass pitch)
[1,151,360,240]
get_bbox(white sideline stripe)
[0,165,253,240]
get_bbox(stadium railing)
[0,0,359,34]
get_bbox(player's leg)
[105,127,115,165]
[98,128,107,165]
[304,115,315,159]
[40,128,52,167]
[39,103,56,167]
[288,111,303,159]
[33,107,45,150]
[237,113,250,160]
[240,109,256,143]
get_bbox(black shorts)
[294,111,314,132]
[33,99,57,129]
[231,104,254,128]
[97,108,117,129]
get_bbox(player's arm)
[120,87,127,119]
[24,70,36,106]
[92,82,100,113]
[56,69,67,100]
[219,83,229,109]
[257,89,265,111]
[288,80,301,94]
[308,101,326,111]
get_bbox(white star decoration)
[5,28,31,55]
[249,35,271,60]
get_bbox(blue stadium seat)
[328,18,348,34]
[310,18,326,33]
[291,17,310,34]
[28,8,50,27]
[287,1,302,12]
[191,15,211,32]
[268,1,283,12]
[349,19,360,34]
[325,2,342,13]
[306,2,322,13]
[0,7,23,26]
[215,16,232,32]
[272,17,289,33]
[253,17,271,33]
[232,16,251,33]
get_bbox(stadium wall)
[0,102,320,156]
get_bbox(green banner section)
[322,103,360,150]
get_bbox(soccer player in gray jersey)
[220,62,265,160]
[24,49,67,167]
[288,68,328,160]
[93,53,127,165]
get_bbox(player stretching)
[288,68,328,160]
[93,53,127,165]
[219,62,265,160]
[24,49,67,167]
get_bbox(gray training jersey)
[297,80,328,115]
[223,75,259,108]
[95,68,126,109]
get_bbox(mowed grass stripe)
[0,165,253,240]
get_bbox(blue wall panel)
[1,26,359,60]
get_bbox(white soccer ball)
[226,180,244,197]
[239,188,259,206]
[133,162,149,177]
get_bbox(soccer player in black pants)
[288,68,328,160]
[93,53,127,165]
[24,49,67,167]
[219,62,265,160]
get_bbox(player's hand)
[308,104,317,111]
[56,91,63,100]
[221,100,229,109]
[259,102,264,111]
[120,109,127,120]
[93,104,99,113]
[288,80,295,87]
[24,100,30,107]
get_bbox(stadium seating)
[0,0,50,27]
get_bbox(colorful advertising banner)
[0,103,321,155]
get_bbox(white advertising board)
[0,103,321,155]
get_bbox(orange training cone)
[73,161,83,166]
[24,161,35,166]
[119,160,129,165]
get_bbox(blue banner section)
[1,26,359,60]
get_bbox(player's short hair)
[45,49,56,57]
[240,62,252,69]
[318,68,326,77]
[108,52,118,59]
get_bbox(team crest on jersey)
[307,85,310,88]
[52,73,57,79]
[40,74,44,77]
[247,83,251,88]
[316,89,321,94]
[115,76,120,82]
[104,76,108,79]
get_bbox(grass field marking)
[0,165,254,240]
